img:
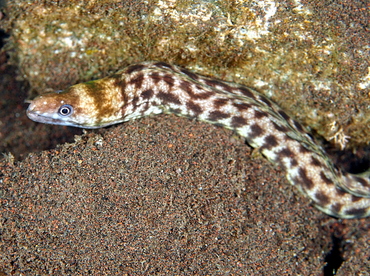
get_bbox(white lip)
[26,108,99,129]
[26,109,61,125]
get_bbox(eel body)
[26,61,370,218]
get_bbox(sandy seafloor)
[2,112,370,275]
[0,2,369,276]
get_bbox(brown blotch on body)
[129,74,145,89]
[319,171,333,185]
[132,96,140,109]
[290,159,298,167]
[249,124,264,139]
[187,101,203,115]
[351,195,364,202]
[254,110,269,119]
[330,203,343,214]
[353,176,370,188]
[179,81,193,95]
[157,91,181,105]
[208,110,230,121]
[154,62,173,69]
[114,78,127,102]
[258,95,273,107]
[310,156,322,167]
[299,144,311,154]
[314,192,330,206]
[262,134,279,149]
[279,148,295,158]
[180,68,199,80]
[237,86,256,99]
[126,64,146,74]
[231,116,247,128]
[277,147,298,167]
[81,81,117,125]
[180,81,213,99]
[298,167,314,190]
[142,89,154,99]
[162,74,175,87]
[344,207,367,217]
[213,98,229,108]
[140,102,150,115]
[205,79,233,92]
[335,188,347,197]
[278,110,291,121]
[272,121,289,133]
[293,120,305,132]
[233,102,252,111]
[150,72,162,84]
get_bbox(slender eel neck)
[27,61,370,218]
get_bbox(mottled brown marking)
[180,68,199,80]
[315,192,330,206]
[142,89,154,99]
[319,172,333,185]
[180,81,213,99]
[208,110,230,121]
[310,156,322,167]
[179,81,193,95]
[157,91,181,105]
[335,188,347,197]
[126,64,146,74]
[249,124,264,139]
[186,101,202,115]
[129,74,144,89]
[299,144,311,154]
[150,72,162,84]
[331,203,343,214]
[278,110,290,121]
[238,86,255,99]
[351,195,364,202]
[213,98,229,108]
[254,110,269,119]
[233,102,252,111]
[141,102,150,115]
[272,121,289,133]
[205,79,233,92]
[154,62,173,69]
[344,207,367,217]
[162,74,175,87]
[262,135,279,149]
[353,176,369,187]
[290,159,298,167]
[298,168,314,190]
[114,78,127,107]
[259,95,273,107]
[279,148,295,158]
[293,120,305,132]
[82,81,117,125]
[231,116,247,128]
[132,96,140,109]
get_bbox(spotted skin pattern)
[27,62,370,218]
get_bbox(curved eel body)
[27,61,370,218]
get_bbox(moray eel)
[27,61,370,218]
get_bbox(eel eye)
[58,104,73,116]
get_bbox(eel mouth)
[26,109,64,125]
